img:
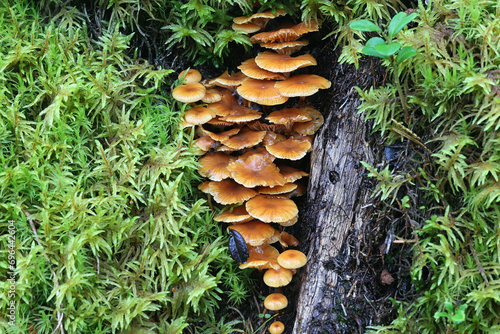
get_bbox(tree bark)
[292,60,377,334]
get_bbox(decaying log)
[292,60,377,333]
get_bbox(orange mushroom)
[227,154,285,188]
[179,69,202,84]
[255,51,317,74]
[277,249,307,269]
[268,321,285,334]
[239,244,281,270]
[183,107,216,125]
[236,79,289,106]
[198,152,236,181]
[263,266,293,287]
[266,137,311,160]
[207,179,258,205]
[238,58,286,81]
[228,220,277,246]
[214,205,253,223]
[171,82,206,103]
[245,195,298,223]
[221,129,267,150]
[274,74,331,101]
[264,293,288,311]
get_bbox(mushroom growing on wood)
[264,293,288,311]
[198,152,236,181]
[245,195,298,223]
[227,154,285,188]
[207,179,258,205]
[172,82,206,104]
[277,249,307,269]
[268,321,285,334]
[255,51,317,74]
[263,267,293,287]
[236,79,288,106]
[228,220,277,246]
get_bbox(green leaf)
[362,37,390,59]
[388,12,418,38]
[396,46,417,64]
[350,19,382,32]
[374,42,401,56]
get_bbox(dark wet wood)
[292,60,376,334]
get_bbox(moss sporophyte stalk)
[173,12,330,334]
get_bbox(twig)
[469,242,490,288]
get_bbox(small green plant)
[434,302,468,332]
[350,12,418,123]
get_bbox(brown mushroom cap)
[207,179,258,205]
[236,79,289,106]
[292,105,324,135]
[172,82,206,103]
[221,106,262,123]
[202,89,222,103]
[266,138,311,160]
[214,205,253,223]
[221,129,267,150]
[228,220,277,246]
[255,51,317,73]
[268,321,285,334]
[179,69,202,84]
[263,267,293,287]
[264,293,288,311]
[266,108,312,125]
[245,195,298,223]
[260,40,309,55]
[232,22,261,33]
[258,183,298,195]
[279,231,300,248]
[210,71,248,90]
[193,136,217,154]
[198,126,241,142]
[198,152,236,181]
[238,147,276,162]
[274,74,331,97]
[228,154,285,188]
[277,249,307,269]
[276,164,309,182]
[233,9,287,29]
[184,107,216,125]
[240,244,280,270]
[250,20,319,44]
[238,58,286,81]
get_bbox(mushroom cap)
[179,69,202,84]
[232,22,261,33]
[276,164,309,182]
[277,249,307,269]
[228,154,285,188]
[266,138,311,160]
[198,126,241,142]
[202,89,222,103]
[250,20,319,43]
[221,106,262,123]
[262,131,287,146]
[233,9,287,28]
[198,152,236,181]
[245,195,298,223]
[278,215,298,227]
[238,58,285,81]
[214,205,253,223]
[239,244,280,270]
[292,105,324,135]
[260,40,309,55]
[266,108,313,125]
[221,129,267,150]
[264,293,288,311]
[247,120,287,133]
[207,179,258,205]
[255,51,317,73]
[172,82,206,103]
[268,321,285,334]
[274,74,331,97]
[236,79,289,106]
[258,183,298,195]
[206,117,235,127]
[198,180,211,193]
[184,107,216,125]
[193,136,217,154]
[279,231,300,248]
[210,71,248,90]
[228,220,277,246]
[238,146,276,162]
[263,267,293,287]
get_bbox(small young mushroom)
[263,267,293,287]
[178,69,202,84]
[172,82,206,104]
[264,293,288,311]
[277,249,307,269]
[268,321,285,334]
[228,220,278,246]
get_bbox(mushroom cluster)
[172,12,330,334]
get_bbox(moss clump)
[0,1,251,333]
[332,0,500,332]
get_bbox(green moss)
[0,2,250,333]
